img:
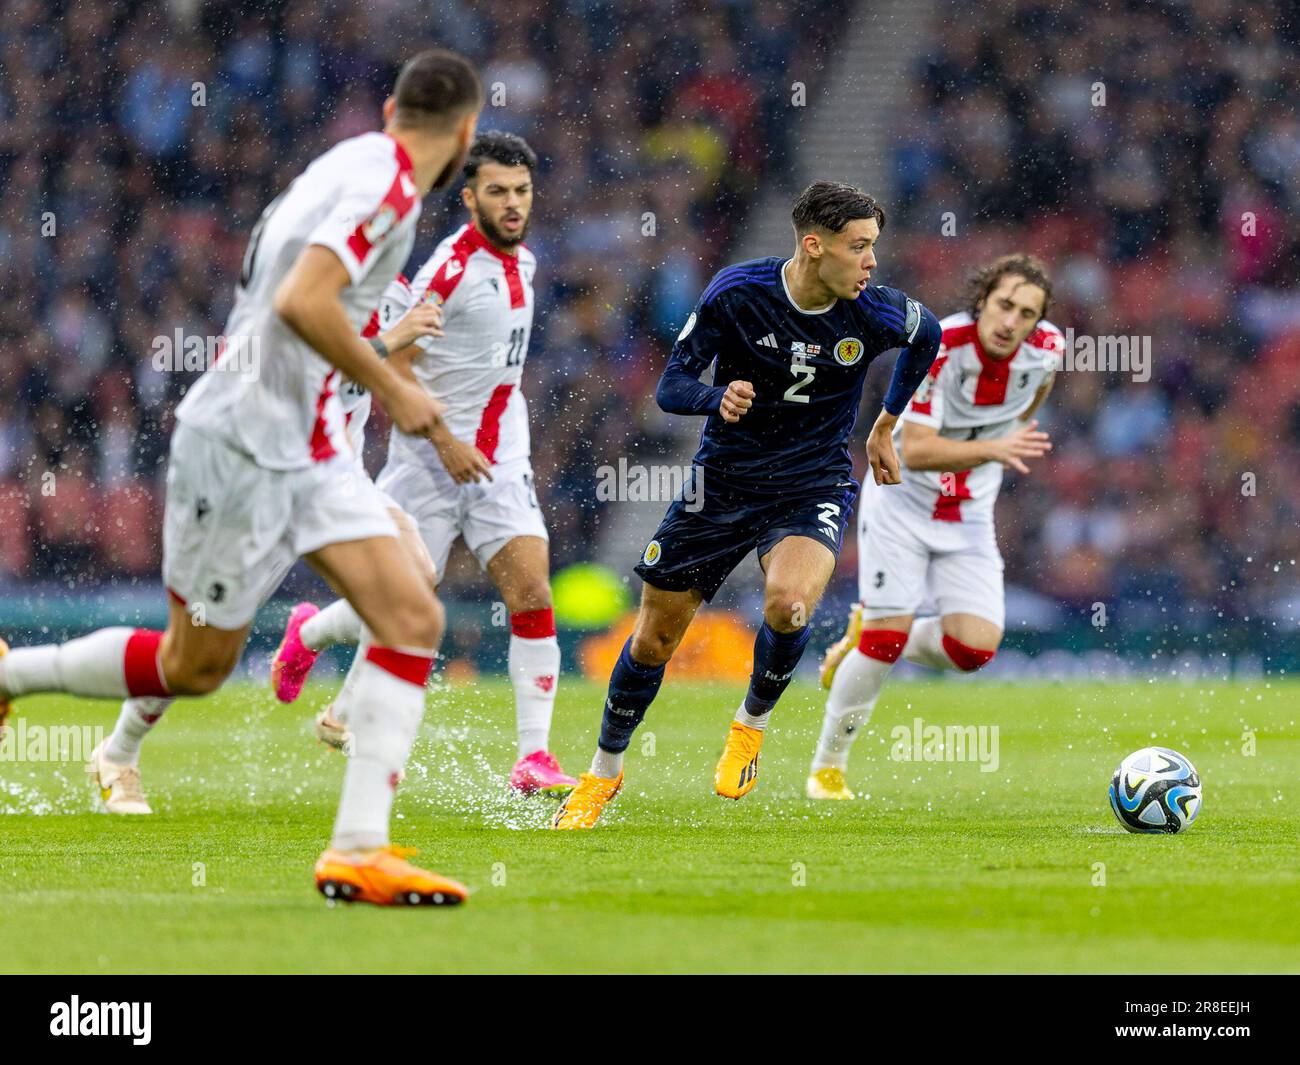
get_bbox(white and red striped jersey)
[386,222,536,471]
[897,311,1063,523]
[342,274,412,459]
[176,132,421,470]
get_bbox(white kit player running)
[270,132,578,797]
[0,51,487,906]
[808,255,1061,800]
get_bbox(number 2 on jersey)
[783,354,816,404]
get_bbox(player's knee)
[763,589,812,633]
[506,578,552,614]
[629,626,679,667]
[941,634,998,673]
[383,591,444,650]
[162,653,234,696]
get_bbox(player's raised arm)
[865,301,941,485]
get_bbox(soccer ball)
[1108,746,1202,833]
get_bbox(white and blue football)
[1109,746,1202,833]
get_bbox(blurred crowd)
[875,0,1300,628]
[0,0,834,596]
[1,0,1297,631]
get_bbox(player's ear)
[802,231,821,259]
[459,109,478,148]
[382,96,397,124]
[460,184,475,212]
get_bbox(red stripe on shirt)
[502,258,525,308]
[1028,325,1063,352]
[310,370,338,462]
[344,145,418,266]
[475,384,514,463]
[940,323,977,349]
[423,228,475,303]
[465,223,527,308]
[932,470,972,522]
[962,323,1014,406]
[910,354,947,417]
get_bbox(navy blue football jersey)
[664,256,933,496]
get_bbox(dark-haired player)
[552,181,942,829]
[0,50,484,905]
[809,254,1061,799]
[271,132,580,797]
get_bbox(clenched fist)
[719,380,755,423]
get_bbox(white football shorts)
[163,423,398,629]
[375,455,548,579]
[856,475,1005,629]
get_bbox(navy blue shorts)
[634,479,859,601]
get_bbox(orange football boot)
[314,845,467,906]
[550,772,622,829]
[714,720,764,799]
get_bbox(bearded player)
[808,254,1060,799]
[270,132,578,796]
[551,181,942,829]
[0,51,484,905]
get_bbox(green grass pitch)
[2,675,1297,973]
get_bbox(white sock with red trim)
[508,608,559,758]
[0,628,169,700]
[300,599,364,652]
[104,697,173,766]
[330,645,434,852]
[811,629,906,772]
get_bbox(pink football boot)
[271,602,321,703]
[509,751,578,797]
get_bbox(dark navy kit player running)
[552,181,942,829]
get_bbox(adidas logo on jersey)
[757,333,779,349]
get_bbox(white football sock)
[300,599,364,652]
[104,697,172,766]
[735,704,770,731]
[811,647,896,771]
[330,647,432,852]
[330,627,372,726]
[901,616,955,670]
[508,633,559,757]
[0,628,135,699]
[591,747,623,779]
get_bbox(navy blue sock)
[744,623,811,716]
[597,638,666,753]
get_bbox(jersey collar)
[466,220,522,263]
[780,258,836,315]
